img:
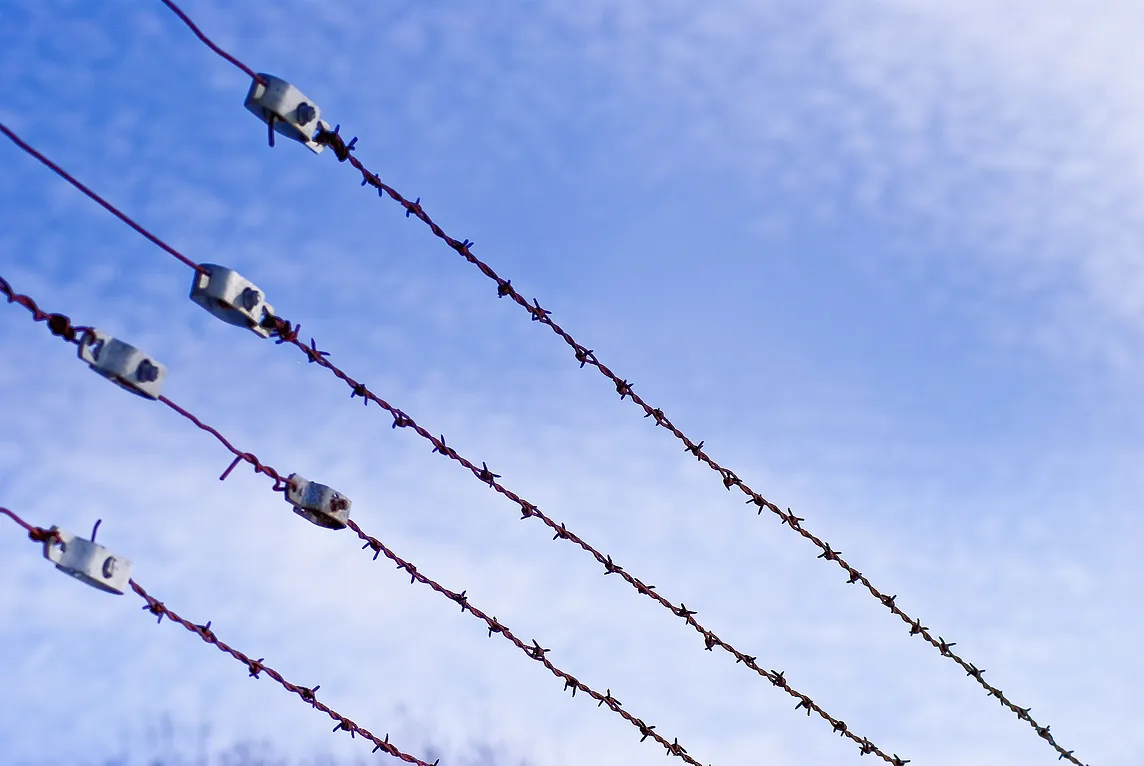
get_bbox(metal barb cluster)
[309,124,1086,765]
[0,278,709,766]
[164,404,709,765]
[14,4,1091,758]
[312,64,1092,766]
[259,321,900,762]
[0,507,437,766]
[1,118,901,759]
[344,517,706,765]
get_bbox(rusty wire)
[1,506,437,766]
[0,129,908,763]
[0,277,717,766]
[141,5,1093,762]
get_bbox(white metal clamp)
[42,525,132,595]
[244,74,330,154]
[286,473,351,529]
[78,329,167,399]
[189,264,276,337]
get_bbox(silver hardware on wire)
[42,526,132,595]
[78,328,166,399]
[244,74,330,154]
[286,473,351,530]
[189,264,276,337]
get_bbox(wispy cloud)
[2,2,1142,765]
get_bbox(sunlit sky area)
[2,2,1142,765]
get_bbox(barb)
[1,507,438,766]
[156,0,266,85]
[159,417,706,765]
[0,278,711,766]
[265,332,906,762]
[307,63,1087,766]
[9,7,1089,758]
[0,139,910,762]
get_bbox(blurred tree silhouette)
[50,715,528,766]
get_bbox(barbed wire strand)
[149,6,1087,763]
[0,130,909,764]
[0,280,717,766]
[1,507,439,766]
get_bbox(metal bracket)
[42,527,132,595]
[189,265,275,338]
[286,473,351,530]
[78,329,166,399]
[244,74,330,154]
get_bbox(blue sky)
[1,2,1141,764]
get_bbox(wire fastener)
[189,264,275,337]
[286,473,351,530]
[42,526,132,594]
[78,328,166,399]
[244,74,330,154]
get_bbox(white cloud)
[3,3,1143,766]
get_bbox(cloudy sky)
[2,2,1141,764]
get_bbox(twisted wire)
[0,127,905,762]
[0,278,711,766]
[144,6,1089,762]
[1,506,437,766]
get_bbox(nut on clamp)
[244,74,330,154]
[42,527,132,595]
[286,474,351,530]
[78,329,166,399]
[190,264,276,337]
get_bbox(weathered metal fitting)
[78,329,166,399]
[244,74,330,154]
[286,473,350,530]
[42,527,132,595]
[190,265,275,337]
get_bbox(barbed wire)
[0,126,906,763]
[145,5,1090,763]
[1,506,438,766]
[0,277,718,766]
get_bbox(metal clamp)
[42,527,132,595]
[244,74,330,154]
[78,329,166,399]
[189,265,275,337]
[286,473,351,530]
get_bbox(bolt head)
[136,359,159,383]
[102,556,118,579]
[239,287,261,311]
[296,103,316,125]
